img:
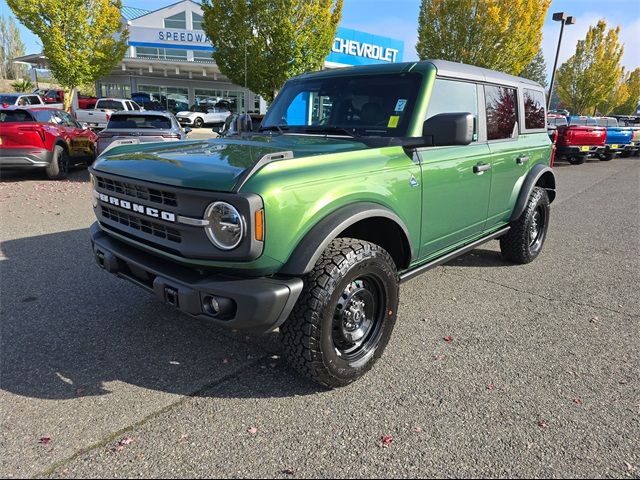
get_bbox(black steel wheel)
[194,117,204,128]
[280,238,399,388]
[500,186,550,264]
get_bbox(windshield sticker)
[394,99,407,112]
[388,116,400,128]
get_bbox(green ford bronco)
[90,60,555,388]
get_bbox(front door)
[417,78,492,259]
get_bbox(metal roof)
[122,6,151,20]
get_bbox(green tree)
[202,0,343,102]
[416,0,551,75]
[556,20,625,115]
[6,0,128,111]
[0,15,27,80]
[597,71,629,115]
[520,49,547,87]
[612,68,640,115]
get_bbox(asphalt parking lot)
[0,155,638,478]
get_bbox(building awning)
[13,53,49,68]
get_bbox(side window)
[60,111,79,128]
[485,85,518,140]
[523,88,546,130]
[28,96,42,105]
[426,78,478,140]
[17,96,28,106]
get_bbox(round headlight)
[204,201,244,250]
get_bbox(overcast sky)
[2,0,639,82]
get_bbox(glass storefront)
[136,85,189,113]
[98,82,131,99]
[194,88,245,113]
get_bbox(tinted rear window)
[0,110,35,122]
[568,117,596,126]
[595,118,618,127]
[96,100,125,111]
[32,110,55,123]
[0,95,19,104]
[547,117,567,127]
[485,85,518,140]
[107,115,172,129]
[523,89,546,129]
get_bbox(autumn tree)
[6,0,128,111]
[202,0,343,102]
[520,49,547,87]
[597,71,629,115]
[556,20,625,115]
[0,15,27,80]
[612,68,640,115]
[416,0,551,75]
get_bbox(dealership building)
[35,0,403,113]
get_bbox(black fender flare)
[510,164,556,222]
[279,202,413,276]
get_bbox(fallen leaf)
[411,426,423,433]
[624,462,636,472]
[75,387,86,396]
[39,437,51,445]
[433,354,446,360]
[282,467,295,475]
[247,427,258,435]
[589,316,598,323]
[487,384,495,391]
[573,397,583,405]
[381,434,394,446]
[443,336,453,343]
[538,421,549,429]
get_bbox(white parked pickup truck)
[74,98,142,130]
[0,93,55,109]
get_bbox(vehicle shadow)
[0,167,91,183]
[0,228,322,401]
[444,248,513,268]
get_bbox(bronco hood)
[92,134,368,192]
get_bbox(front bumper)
[0,147,53,168]
[90,223,303,334]
[557,145,604,156]
[177,117,194,125]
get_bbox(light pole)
[547,12,575,110]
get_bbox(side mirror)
[81,122,90,130]
[423,112,474,146]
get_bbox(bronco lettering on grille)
[97,192,176,222]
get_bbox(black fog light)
[202,295,236,320]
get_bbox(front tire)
[568,155,585,165]
[280,238,399,388]
[600,153,614,161]
[500,186,550,264]
[45,145,69,180]
[194,117,204,128]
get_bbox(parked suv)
[89,60,555,387]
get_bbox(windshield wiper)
[303,126,361,139]
[259,125,288,134]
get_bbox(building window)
[135,47,188,61]
[193,50,213,63]
[164,11,186,29]
[192,12,203,30]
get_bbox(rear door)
[417,78,492,259]
[484,84,530,228]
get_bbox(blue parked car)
[594,117,634,160]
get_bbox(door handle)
[516,155,530,164]
[473,163,491,174]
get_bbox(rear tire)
[45,145,69,180]
[194,117,204,128]
[280,238,399,388]
[500,187,550,264]
[600,153,614,161]
[568,155,585,165]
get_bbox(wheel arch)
[510,164,556,222]
[279,202,413,276]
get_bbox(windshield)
[547,117,567,127]
[107,114,172,130]
[595,118,618,127]
[568,117,597,126]
[261,73,422,137]
[0,95,19,104]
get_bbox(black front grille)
[96,175,177,207]
[101,206,182,243]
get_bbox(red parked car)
[42,89,98,110]
[0,107,97,179]
[555,115,607,165]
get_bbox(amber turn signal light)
[255,209,264,241]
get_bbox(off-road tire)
[619,150,632,158]
[280,238,399,389]
[194,117,204,128]
[568,155,585,165]
[45,145,69,180]
[500,186,550,264]
[600,153,614,161]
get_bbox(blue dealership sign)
[326,27,404,66]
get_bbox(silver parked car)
[96,111,190,156]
